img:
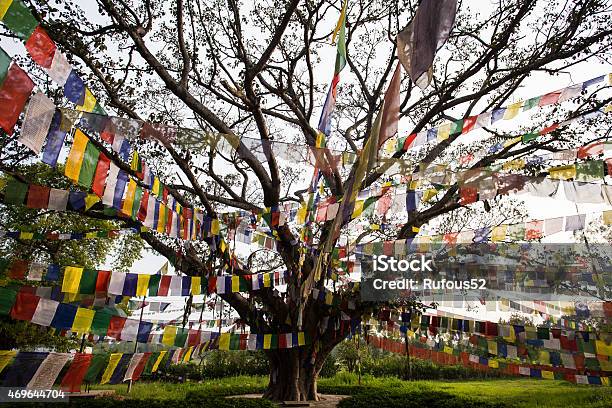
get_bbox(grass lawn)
[88,373,610,408]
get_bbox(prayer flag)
[1,352,47,387]
[25,25,56,68]
[61,266,83,294]
[71,307,95,333]
[100,353,122,385]
[19,91,55,154]
[1,0,38,40]
[41,111,66,167]
[397,0,457,89]
[27,352,70,389]
[60,353,92,392]
[0,62,34,135]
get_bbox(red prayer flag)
[26,184,50,209]
[577,142,604,159]
[403,133,417,150]
[538,91,561,106]
[158,275,171,296]
[107,316,126,339]
[208,276,217,294]
[25,26,57,68]
[60,353,92,393]
[8,259,28,279]
[137,190,149,222]
[10,291,40,320]
[462,115,477,134]
[92,153,111,197]
[459,186,478,205]
[95,270,111,293]
[0,63,35,135]
[132,352,151,381]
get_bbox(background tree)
[0,0,611,401]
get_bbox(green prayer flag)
[450,119,463,135]
[143,351,159,375]
[230,333,240,350]
[2,0,38,40]
[174,328,188,347]
[132,185,143,220]
[92,102,107,115]
[523,97,540,111]
[239,276,249,292]
[363,196,377,217]
[522,132,538,143]
[78,142,99,188]
[0,47,11,86]
[4,179,28,205]
[148,274,161,296]
[576,161,603,180]
[0,287,17,314]
[78,269,98,295]
[537,327,549,340]
[84,353,109,383]
[90,311,112,336]
[270,334,279,349]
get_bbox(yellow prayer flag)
[136,274,150,297]
[152,177,161,197]
[601,376,609,386]
[65,129,89,183]
[263,273,271,287]
[263,334,272,349]
[609,73,612,85]
[541,370,554,380]
[437,123,451,141]
[191,277,201,295]
[62,266,83,294]
[101,353,123,384]
[19,232,34,240]
[488,359,499,368]
[85,194,100,211]
[491,225,507,242]
[162,326,177,346]
[325,291,333,305]
[151,351,167,373]
[231,275,240,293]
[298,332,306,346]
[77,88,97,112]
[296,204,307,224]
[211,219,220,235]
[0,350,16,373]
[596,340,612,356]
[0,0,12,20]
[444,346,453,355]
[72,308,95,333]
[85,232,97,239]
[157,203,167,233]
[503,136,522,148]
[538,350,550,365]
[183,346,194,362]
[351,200,364,218]
[219,333,230,350]
[503,102,522,119]
[549,165,576,180]
[422,188,438,203]
[603,211,612,226]
[487,341,498,356]
[122,179,137,216]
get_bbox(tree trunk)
[262,347,328,401]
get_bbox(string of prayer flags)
[317,0,348,137]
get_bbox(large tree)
[1,0,611,401]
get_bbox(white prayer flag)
[27,352,70,389]
[47,188,69,210]
[46,52,71,85]
[123,353,144,381]
[102,163,120,206]
[31,298,59,327]
[120,319,139,342]
[19,92,56,154]
[108,272,126,295]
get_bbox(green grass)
[85,373,610,408]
